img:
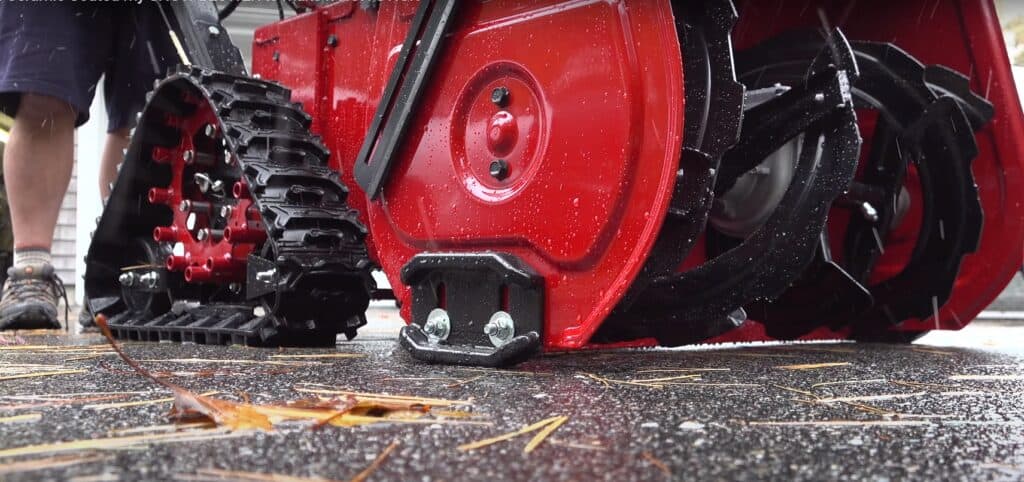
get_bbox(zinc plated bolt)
[423,308,451,342]
[118,272,137,287]
[484,311,515,347]
[139,271,161,289]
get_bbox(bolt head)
[220,205,233,218]
[208,25,220,37]
[424,308,451,342]
[485,311,515,347]
[118,272,135,287]
[489,159,510,181]
[326,34,339,47]
[179,200,190,212]
[491,86,510,107]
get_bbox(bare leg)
[99,127,130,199]
[2,94,77,250]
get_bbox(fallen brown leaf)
[95,316,473,432]
[84,392,221,411]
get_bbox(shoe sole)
[0,304,61,330]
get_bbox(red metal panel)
[359,0,684,349]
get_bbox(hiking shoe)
[0,264,66,330]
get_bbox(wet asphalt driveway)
[1,312,1023,481]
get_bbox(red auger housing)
[84,0,1024,366]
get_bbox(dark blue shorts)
[0,3,178,132]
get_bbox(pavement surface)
[1,311,1023,481]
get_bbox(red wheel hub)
[364,0,685,349]
[148,98,263,285]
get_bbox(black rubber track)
[84,67,372,347]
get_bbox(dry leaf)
[93,316,469,432]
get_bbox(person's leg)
[3,94,77,251]
[0,3,113,329]
[99,128,131,199]
[0,94,76,329]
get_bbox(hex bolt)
[272,51,280,62]
[208,25,220,37]
[423,308,451,342]
[220,205,234,219]
[860,201,880,223]
[118,272,137,287]
[489,159,510,181]
[194,173,213,193]
[726,307,747,326]
[183,150,194,164]
[139,271,161,289]
[180,200,212,215]
[255,269,277,283]
[491,86,510,107]
[228,282,242,294]
[204,124,218,138]
[814,93,825,103]
[196,228,224,242]
[326,34,339,48]
[484,311,515,347]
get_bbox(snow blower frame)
[84,0,1024,366]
